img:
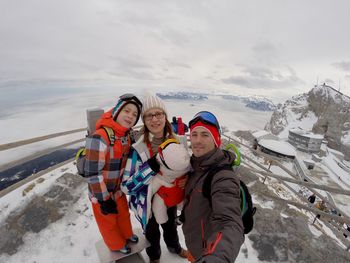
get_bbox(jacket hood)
[95,109,129,137]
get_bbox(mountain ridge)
[157,92,276,112]
[265,84,350,160]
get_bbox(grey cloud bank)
[222,66,303,90]
[1,0,350,103]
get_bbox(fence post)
[262,175,268,184]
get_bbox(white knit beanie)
[142,93,167,118]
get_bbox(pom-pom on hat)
[141,93,167,118]
[112,93,142,125]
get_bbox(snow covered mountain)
[265,84,350,160]
[157,92,276,112]
[222,95,276,112]
[157,92,208,101]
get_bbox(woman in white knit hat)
[121,93,188,263]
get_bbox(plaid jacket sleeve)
[84,134,110,201]
[121,147,156,195]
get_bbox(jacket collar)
[190,147,235,173]
[96,109,129,137]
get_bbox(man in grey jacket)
[182,111,244,262]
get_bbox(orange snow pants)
[92,193,133,251]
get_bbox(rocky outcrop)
[265,84,350,160]
[308,85,350,159]
[265,93,309,135]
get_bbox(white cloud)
[332,61,350,72]
[222,65,304,90]
[1,0,350,99]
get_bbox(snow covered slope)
[266,84,350,159]
[1,154,350,262]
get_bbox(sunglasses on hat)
[119,93,143,109]
[188,111,221,134]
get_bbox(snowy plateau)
[0,88,350,263]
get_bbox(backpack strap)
[239,180,256,234]
[224,144,241,166]
[179,164,231,222]
[102,126,116,146]
[202,164,232,207]
[239,180,250,215]
[202,165,251,217]
[99,126,130,147]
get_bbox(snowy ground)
[0,162,260,263]
[0,94,273,262]
[1,93,350,262]
[1,143,350,262]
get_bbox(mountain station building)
[288,128,323,153]
[258,139,297,159]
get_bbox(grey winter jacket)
[182,148,244,262]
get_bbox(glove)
[147,155,160,173]
[98,198,118,215]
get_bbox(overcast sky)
[1,0,350,102]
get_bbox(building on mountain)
[252,130,279,141]
[251,130,278,150]
[258,139,296,159]
[303,159,316,170]
[311,154,323,162]
[288,128,323,153]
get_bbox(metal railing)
[1,127,350,246]
[0,128,86,151]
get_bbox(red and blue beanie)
[190,120,221,147]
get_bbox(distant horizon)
[0,77,331,107]
[1,79,347,112]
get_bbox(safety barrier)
[1,127,350,249]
